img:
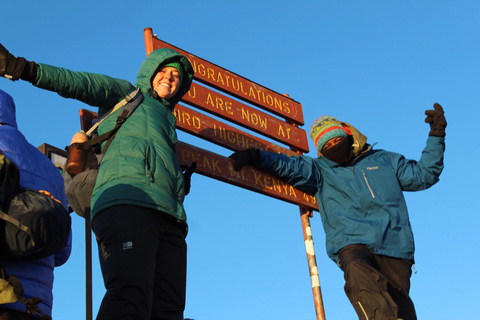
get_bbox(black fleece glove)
[0,43,37,82]
[425,103,447,137]
[229,148,260,172]
[182,162,197,196]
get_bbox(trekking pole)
[299,206,326,320]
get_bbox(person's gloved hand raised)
[0,44,37,82]
[182,162,197,196]
[425,103,447,137]
[229,148,260,172]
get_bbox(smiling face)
[151,66,181,99]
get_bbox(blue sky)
[1,1,479,319]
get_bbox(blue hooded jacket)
[0,89,72,317]
[256,124,445,263]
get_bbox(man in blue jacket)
[229,104,446,320]
[0,89,72,319]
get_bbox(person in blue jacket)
[0,89,72,319]
[229,104,446,320]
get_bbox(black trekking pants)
[93,205,187,320]
[0,308,38,320]
[337,244,417,320]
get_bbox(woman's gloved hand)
[182,162,197,196]
[0,43,37,82]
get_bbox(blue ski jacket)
[0,89,72,317]
[256,127,445,263]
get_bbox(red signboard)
[143,28,318,211]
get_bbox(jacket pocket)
[145,143,156,182]
[362,169,375,198]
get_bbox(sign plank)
[183,83,309,152]
[175,104,299,156]
[144,28,305,126]
[177,141,318,211]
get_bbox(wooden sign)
[143,29,318,210]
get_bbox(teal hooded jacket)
[33,48,194,222]
[256,126,445,263]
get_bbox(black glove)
[425,103,447,137]
[182,162,197,196]
[229,148,260,172]
[0,43,37,82]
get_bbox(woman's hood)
[135,48,194,107]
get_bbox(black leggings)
[338,244,417,320]
[93,205,188,320]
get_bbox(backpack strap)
[0,210,32,242]
[99,89,144,155]
[76,87,144,157]
[85,87,141,136]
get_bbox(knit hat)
[310,116,348,152]
[163,61,184,84]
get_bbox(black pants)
[0,309,35,320]
[338,244,417,320]
[93,205,187,320]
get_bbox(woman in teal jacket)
[230,105,446,320]
[1,44,194,320]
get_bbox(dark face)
[321,136,354,164]
[322,136,347,153]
